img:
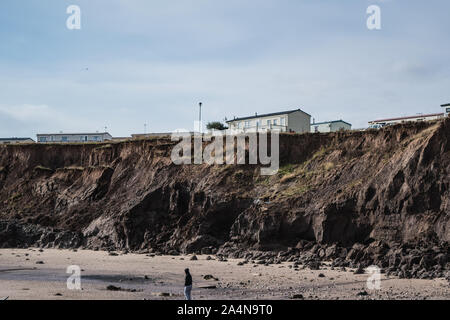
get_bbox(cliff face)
[231,120,450,250]
[0,119,449,263]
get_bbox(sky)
[0,0,449,138]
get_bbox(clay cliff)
[0,119,449,279]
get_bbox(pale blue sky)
[0,0,449,138]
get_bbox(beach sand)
[0,249,448,300]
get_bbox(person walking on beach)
[184,268,193,300]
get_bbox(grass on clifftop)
[34,165,53,172]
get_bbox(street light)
[199,102,203,133]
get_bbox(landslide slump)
[0,120,449,277]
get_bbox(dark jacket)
[185,273,192,286]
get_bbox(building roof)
[311,120,352,126]
[441,103,450,107]
[226,108,311,123]
[37,132,111,136]
[369,113,444,123]
[0,137,34,141]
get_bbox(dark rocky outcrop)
[0,219,83,249]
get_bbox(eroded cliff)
[0,119,449,278]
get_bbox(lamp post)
[198,102,203,133]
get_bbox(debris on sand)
[106,285,121,291]
[198,285,217,289]
[354,265,365,275]
[305,261,321,270]
[106,285,141,292]
[151,292,172,297]
[217,255,228,262]
[168,250,180,256]
[203,275,219,281]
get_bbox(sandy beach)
[0,249,448,300]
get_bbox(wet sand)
[0,249,448,300]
